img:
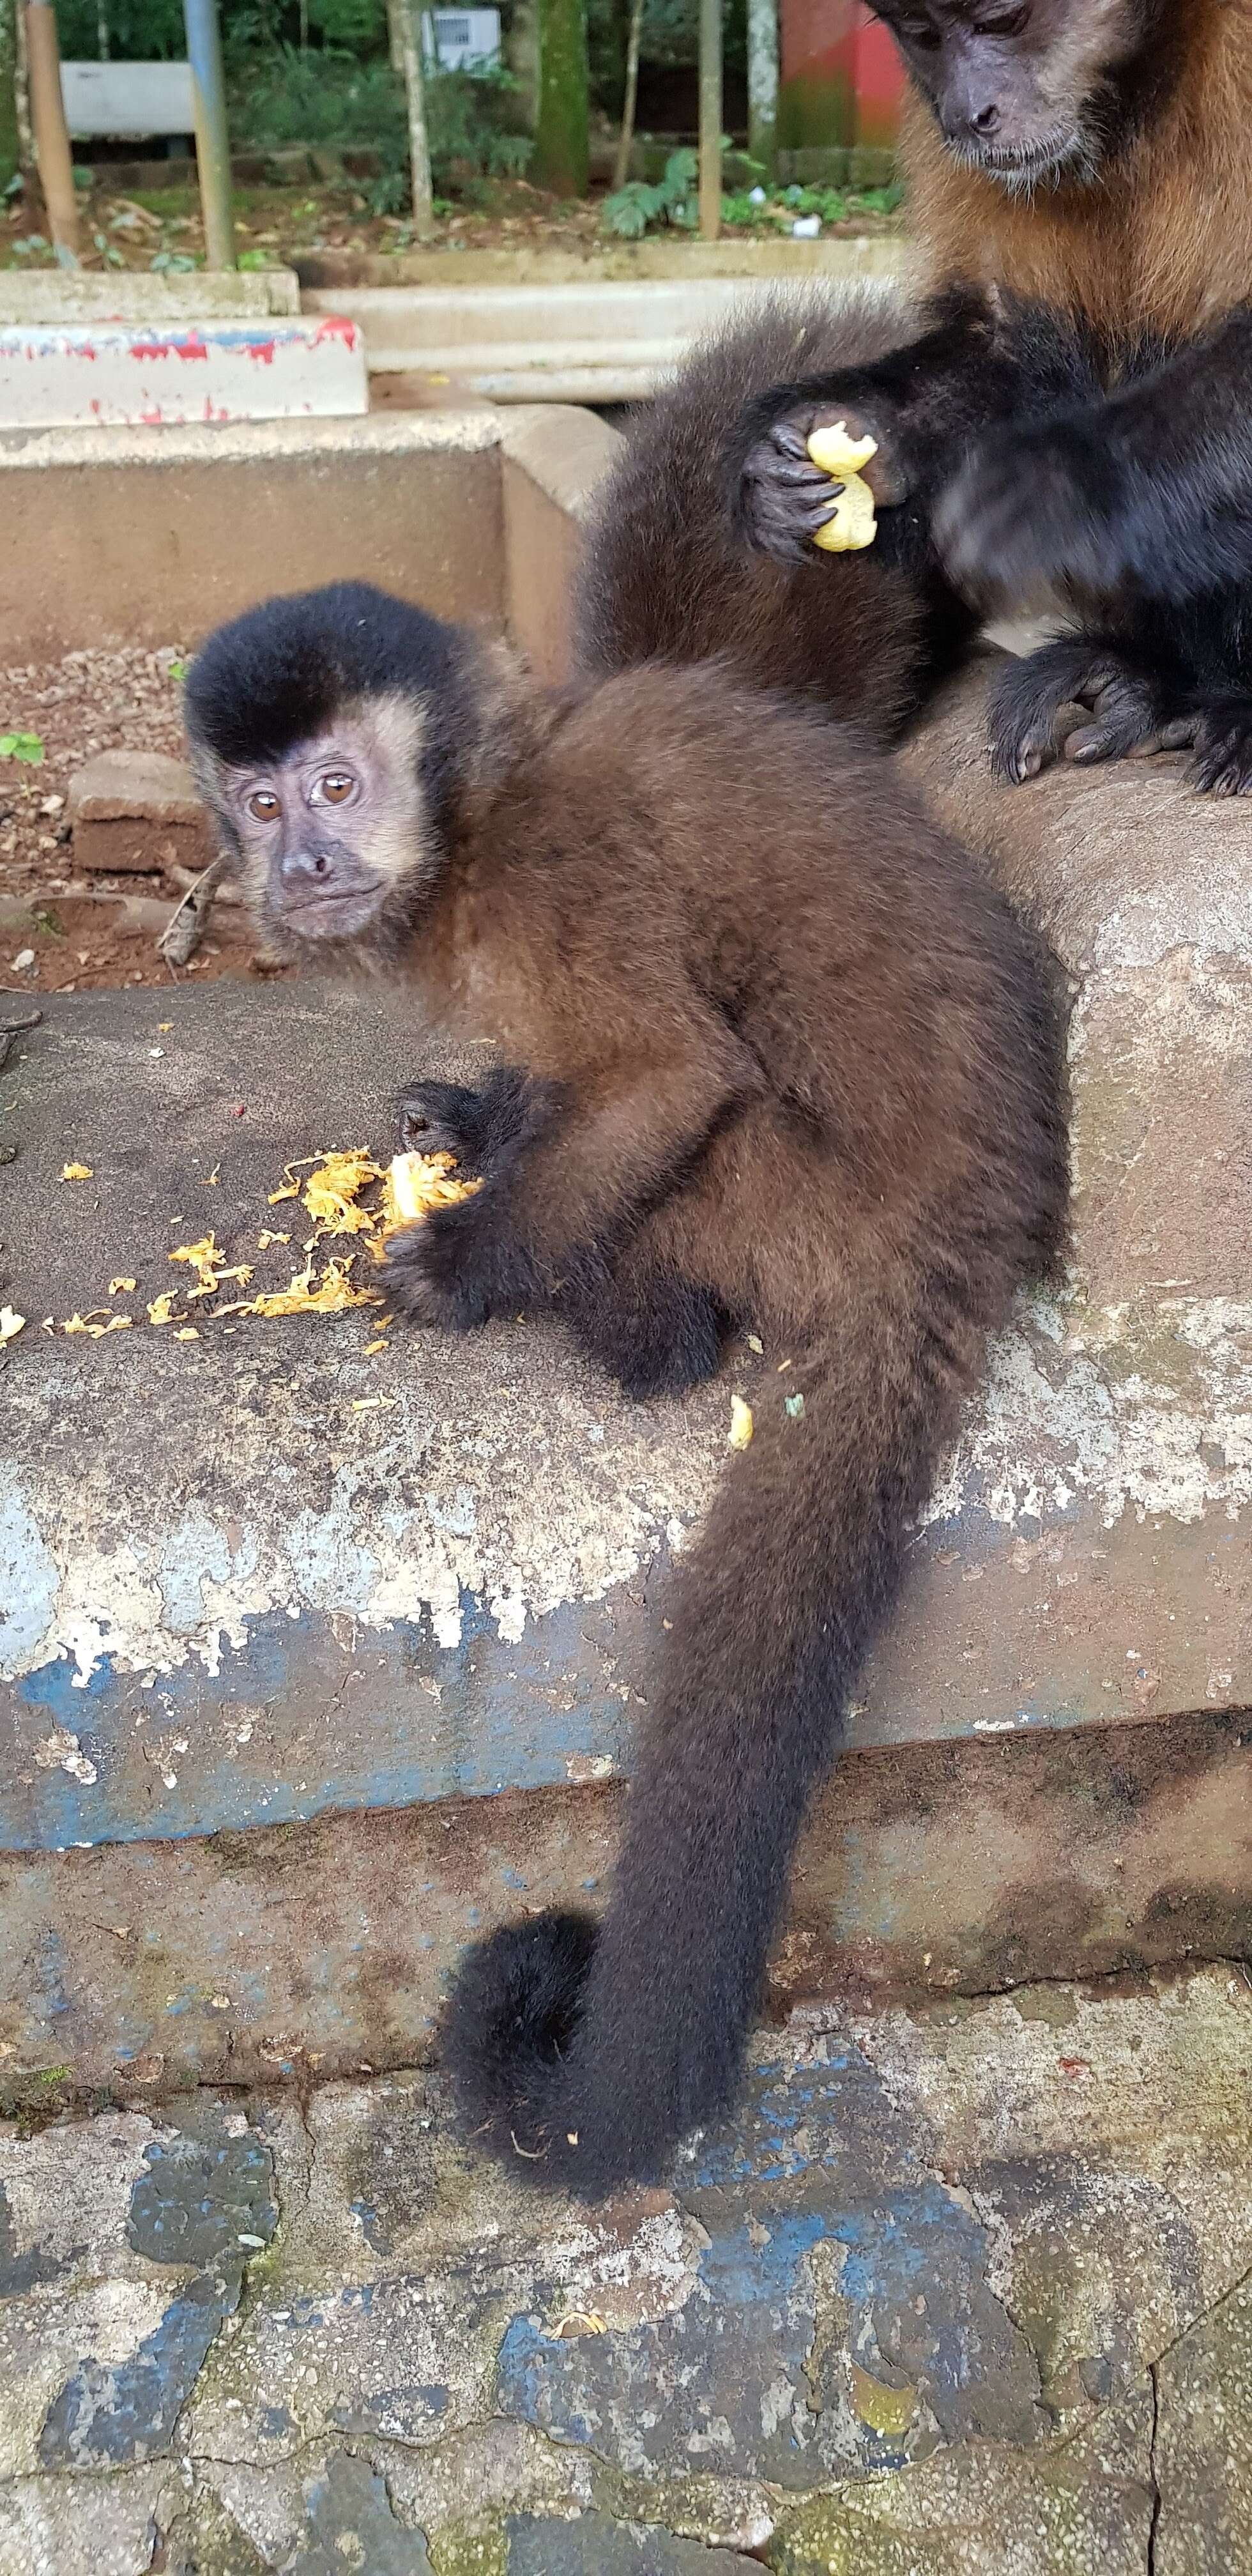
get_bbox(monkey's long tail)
[443,1295,968,2198]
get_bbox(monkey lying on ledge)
[186,580,1068,2198]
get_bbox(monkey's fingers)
[1186,698,1252,795]
[1062,674,1168,765]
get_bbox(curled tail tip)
[443,1909,596,2179]
[443,1908,673,2201]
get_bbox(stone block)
[67,749,211,878]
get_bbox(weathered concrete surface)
[0,1963,1248,2573]
[0,272,300,323]
[499,406,623,685]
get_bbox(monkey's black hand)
[935,417,1129,613]
[395,1078,492,1165]
[385,1188,540,1333]
[736,394,913,568]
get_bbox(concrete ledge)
[500,406,625,682]
[295,236,912,292]
[0,270,300,323]
[0,408,504,658]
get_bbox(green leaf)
[166,660,187,682]
[236,247,268,270]
[0,733,45,765]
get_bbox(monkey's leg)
[989,638,1182,783]
[387,1046,755,1338]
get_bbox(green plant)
[602,142,696,237]
[229,46,531,197]
[0,733,44,763]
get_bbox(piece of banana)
[807,422,880,553]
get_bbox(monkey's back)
[572,296,939,742]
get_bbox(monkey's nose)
[280,845,333,888]
[970,100,1000,135]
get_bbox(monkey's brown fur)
[903,1,1252,340]
[187,584,1068,2196]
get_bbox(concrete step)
[301,255,904,402]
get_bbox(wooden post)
[532,0,589,197]
[183,0,233,269]
[24,1,78,261]
[387,0,435,237]
[698,0,721,239]
[746,0,777,178]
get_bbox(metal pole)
[24,2,77,263]
[698,0,721,241]
[183,0,233,271]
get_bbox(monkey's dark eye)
[248,789,280,822]
[972,5,1028,32]
[321,772,355,805]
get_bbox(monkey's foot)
[561,1264,726,1402]
[989,640,1178,784]
[736,394,912,568]
[1165,693,1252,796]
[385,1188,539,1332]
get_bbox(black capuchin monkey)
[186,580,1068,2198]
[579,0,1252,795]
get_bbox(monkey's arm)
[732,289,1035,568]
[935,309,1252,611]
[386,1039,757,1333]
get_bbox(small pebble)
[791,214,821,238]
[10,948,34,972]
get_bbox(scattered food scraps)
[0,1307,25,1343]
[168,1234,253,1298]
[63,1311,132,1337]
[247,1255,383,1319]
[729,1395,754,1450]
[747,1333,764,1354]
[61,1162,93,1181]
[257,1229,289,1250]
[108,1276,137,1296]
[147,1293,181,1326]
[175,1327,200,1341]
[352,1393,397,1411]
[302,1146,386,1237]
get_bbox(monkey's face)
[199,699,433,960]
[873,0,1144,188]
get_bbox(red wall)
[777,0,906,153]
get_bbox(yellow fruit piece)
[0,1306,25,1344]
[807,420,879,554]
[382,1149,484,1235]
[147,1293,180,1326]
[302,1147,386,1238]
[728,1395,754,1450]
[61,1162,93,1181]
[63,1311,132,1338]
[247,1255,383,1319]
[109,1277,137,1296]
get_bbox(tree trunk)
[532,0,588,197]
[388,0,435,237]
[25,1,78,260]
[611,0,644,194]
[746,0,777,179]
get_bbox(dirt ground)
[0,167,903,272]
[0,649,277,997]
